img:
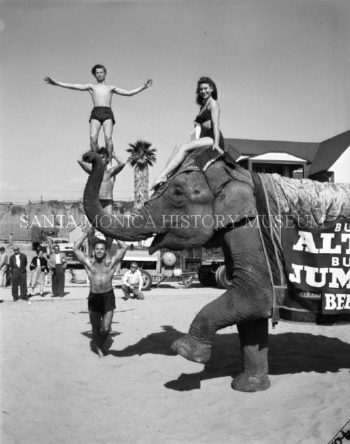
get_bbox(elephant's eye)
[170,187,187,206]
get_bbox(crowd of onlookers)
[0,242,145,302]
[0,242,68,301]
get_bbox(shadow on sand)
[81,330,122,341]
[104,325,350,391]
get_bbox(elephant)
[82,149,350,392]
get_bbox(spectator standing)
[122,262,144,300]
[48,243,67,297]
[28,249,49,296]
[9,245,28,301]
[0,247,8,287]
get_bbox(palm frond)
[126,140,157,169]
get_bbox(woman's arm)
[209,101,223,152]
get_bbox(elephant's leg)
[232,318,270,392]
[171,286,270,363]
[171,226,273,366]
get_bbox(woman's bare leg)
[151,137,213,189]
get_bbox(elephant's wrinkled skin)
[82,151,350,392]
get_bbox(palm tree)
[126,140,157,209]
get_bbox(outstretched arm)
[44,77,92,92]
[73,232,92,270]
[112,79,153,96]
[110,240,128,270]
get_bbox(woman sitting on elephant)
[151,76,225,190]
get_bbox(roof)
[242,152,307,163]
[224,129,350,177]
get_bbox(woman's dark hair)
[195,77,218,105]
[91,64,107,76]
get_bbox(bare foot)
[150,176,167,191]
[91,340,105,358]
[96,346,105,359]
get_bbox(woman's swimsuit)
[195,108,225,150]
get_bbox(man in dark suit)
[48,243,67,297]
[9,245,28,301]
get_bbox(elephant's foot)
[231,373,271,392]
[234,319,270,392]
[171,334,211,363]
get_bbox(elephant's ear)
[213,180,256,229]
[203,160,256,229]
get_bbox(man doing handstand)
[44,64,153,158]
[74,229,128,358]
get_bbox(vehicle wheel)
[198,265,216,287]
[141,270,152,291]
[215,265,232,289]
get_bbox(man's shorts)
[89,107,115,125]
[88,290,116,314]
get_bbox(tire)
[198,265,216,287]
[215,265,232,289]
[141,270,152,291]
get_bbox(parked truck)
[31,227,59,250]
[196,247,232,289]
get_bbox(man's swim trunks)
[99,199,113,209]
[89,107,115,125]
[88,290,116,314]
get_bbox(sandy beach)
[1,283,349,444]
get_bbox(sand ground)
[1,283,350,444]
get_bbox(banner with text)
[282,218,350,315]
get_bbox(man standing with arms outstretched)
[73,229,128,358]
[44,65,153,158]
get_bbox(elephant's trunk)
[82,152,155,241]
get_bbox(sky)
[0,0,349,202]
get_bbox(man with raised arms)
[73,228,128,358]
[44,64,153,158]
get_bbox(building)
[224,129,350,181]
